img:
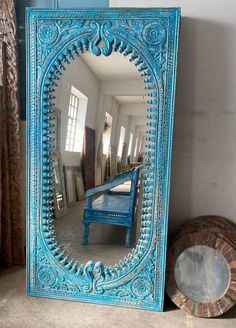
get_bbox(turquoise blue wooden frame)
[26,7,180,311]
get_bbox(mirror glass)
[53,52,148,266]
[174,245,231,303]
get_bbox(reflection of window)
[65,94,79,151]
[103,112,113,155]
[134,137,138,159]
[128,132,133,156]
[65,86,87,152]
[117,126,125,158]
[53,160,64,210]
[139,136,142,153]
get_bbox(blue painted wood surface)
[82,167,140,247]
[16,0,109,119]
[92,194,131,212]
[26,7,180,311]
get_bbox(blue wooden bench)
[82,166,141,247]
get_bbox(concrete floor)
[55,199,139,266]
[0,267,235,328]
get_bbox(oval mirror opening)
[52,51,149,266]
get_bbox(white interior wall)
[133,129,139,161]
[132,125,146,161]
[95,83,147,157]
[119,103,146,116]
[54,58,144,176]
[111,0,236,233]
[55,58,100,166]
[101,80,145,96]
[128,125,136,159]
[110,100,120,147]
[140,134,146,154]
[119,103,147,159]
[116,114,130,146]
[95,95,120,151]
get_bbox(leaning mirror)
[26,8,180,311]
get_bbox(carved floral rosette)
[26,8,180,311]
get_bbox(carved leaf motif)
[57,19,85,41]
[118,19,130,29]
[130,19,144,34]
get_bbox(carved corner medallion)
[26,8,180,311]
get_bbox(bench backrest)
[106,166,141,219]
[85,166,141,217]
[128,166,141,220]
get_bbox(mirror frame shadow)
[26,7,180,311]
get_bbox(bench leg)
[82,223,90,245]
[125,227,131,248]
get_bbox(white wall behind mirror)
[53,51,149,266]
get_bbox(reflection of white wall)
[128,132,133,156]
[116,114,129,146]
[101,80,144,96]
[119,103,147,160]
[117,126,126,158]
[111,0,236,232]
[55,58,100,166]
[96,95,120,150]
[54,55,148,171]
[133,136,139,160]
[64,86,88,153]
[120,103,146,116]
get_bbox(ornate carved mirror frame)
[26,8,180,311]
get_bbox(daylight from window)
[139,136,142,153]
[117,126,126,158]
[128,132,133,156]
[65,86,87,153]
[134,136,139,159]
[103,112,113,155]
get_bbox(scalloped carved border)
[26,8,180,311]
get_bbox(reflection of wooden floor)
[55,200,138,267]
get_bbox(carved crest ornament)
[26,8,180,311]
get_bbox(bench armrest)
[85,166,141,198]
[85,176,131,198]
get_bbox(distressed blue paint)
[16,0,109,118]
[26,8,180,311]
[83,167,140,247]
